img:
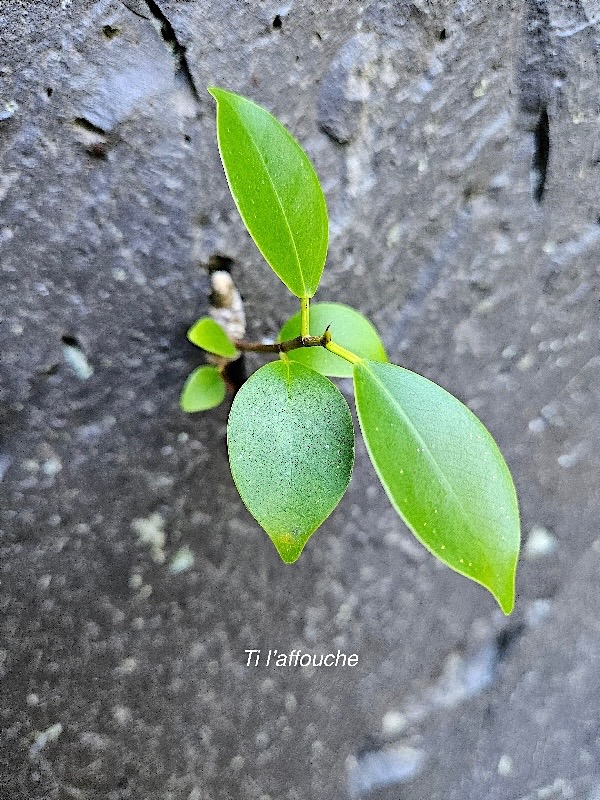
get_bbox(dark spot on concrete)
[496,622,527,661]
[61,334,81,348]
[207,254,235,273]
[102,24,121,39]
[438,28,447,40]
[73,116,107,136]
[532,106,549,203]
[272,14,282,29]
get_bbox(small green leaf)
[180,366,226,412]
[208,87,328,299]
[187,317,238,358]
[353,361,520,614]
[227,360,354,562]
[278,302,387,378]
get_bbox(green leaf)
[278,302,387,378]
[208,87,328,299]
[353,361,520,614]
[180,365,226,412]
[187,317,238,358]
[227,360,354,562]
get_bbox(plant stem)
[325,340,362,364]
[233,332,329,354]
[233,328,363,365]
[300,296,310,339]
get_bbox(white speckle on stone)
[256,731,269,749]
[131,512,166,563]
[38,574,52,590]
[517,352,535,371]
[497,754,513,776]
[0,455,11,482]
[347,746,426,797]
[137,584,152,600]
[117,657,137,674]
[128,573,143,589]
[381,711,407,736]
[473,78,489,97]
[558,444,586,469]
[168,545,194,574]
[62,343,93,380]
[1,100,19,119]
[29,722,63,756]
[335,596,357,627]
[230,755,245,771]
[528,417,546,433]
[284,693,297,714]
[112,705,132,725]
[524,598,553,627]
[42,457,62,477]
[386,223,404,247]
[26,693,39,706]
[524,526,557,559]
[207,660,219,676]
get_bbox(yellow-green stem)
[325,340,362,364]
[300,297,310,339]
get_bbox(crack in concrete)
[532,105,550,203]
[141,0,200,104]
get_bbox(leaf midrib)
[360,363,497,569]
[240,120,308,297]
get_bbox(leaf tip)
[207,86,234,106]
[495,570,517,616]
[271,533,308,564]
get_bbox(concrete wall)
[1,1,599,798]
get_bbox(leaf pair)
[227,353,519,613]
[180,317,238,412]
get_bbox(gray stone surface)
[1,1,598,799]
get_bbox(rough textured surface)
[1,1,598,799]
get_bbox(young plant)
[181,87,521,614]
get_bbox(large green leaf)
[227,360,354,562]
[208,87,328,299]
[187,317,238,358]
[278,302,387,378]
[180,365,226,412]
[353,361,520,613]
